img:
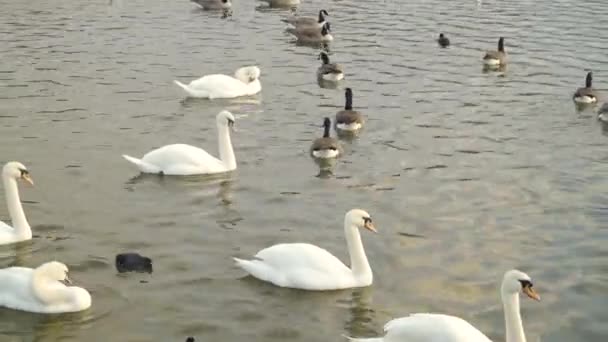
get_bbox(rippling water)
[0,0,607,341]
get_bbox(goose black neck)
[586,72,593,88]
[498,37,504,52]
[345,88,353,110]
[320,52,330,64]
[323,118,331,138]
[318,10,326,23]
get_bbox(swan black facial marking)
[363,217,372,224]
[19,169,28,176]
[518,279,533,288]
[228,118,235,126]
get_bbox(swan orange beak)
[522,285,540,301]
[364,221,377,233]
[21,174,34,186]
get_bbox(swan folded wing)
[0,268,45,312]
[187,74,251,99]
[142,144,225,175]
[381,314,492,342]
[254,243,353,289]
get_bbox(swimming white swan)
[0,261,92,314]
[122,110,237,175]
[233,209,376,290]
[0,161,34,245]
[345,269,540,342]
[173,66,261,99]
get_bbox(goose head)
[321,22,332,36]
[318,9,329,22]
[319,51,330,65]
[38,261,71,285]
[322,117,332,137]
[186,338,195,342]
[585,71,593,88]
[345,209,376,233]
[3,161,34,185]
[216,110,236,129]
[501,269,540,301]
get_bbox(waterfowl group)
[2,1,603,341]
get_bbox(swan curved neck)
[3,175,31,237]
[502,291,526,342]
[217,124,236,171]
[344,220,371,283]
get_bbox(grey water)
[0,0,607,341]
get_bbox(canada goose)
[317,52,344,82]
[335,88,364,133]
[310,117,342,159]
[483,37,507,66]
[437,33,450,47]
[191,0,231,10]
[573,72,598,104]
[282,9,328,28]
[286,22,333,44]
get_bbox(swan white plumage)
[233,209,376,290]
[122,110,237,175]
[344,269,540,342]
[173,66,261,99]
[0,162,34,245]
[0,261,92,313]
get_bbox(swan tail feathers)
[341,335,382,342]
[233,257,277,283]
[122,155,161,174]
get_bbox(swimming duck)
[437,33,450,47]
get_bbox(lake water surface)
[0,0,607,341]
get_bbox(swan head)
[216,110,236,129]
[345,209,377,233]
[38,261,72,285]
[501,269,540,301]
[3,161,34,185]
[234,66,261,84]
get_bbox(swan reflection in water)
[125,173,236,206]
[343,287,377,339]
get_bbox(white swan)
[0,161,34,245]
[233,209,376,290]
[122,110,237,175]
[345,269,540,342]
[0,261,92,313]
[173,66,261,99]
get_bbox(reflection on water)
[342,288,377,339]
